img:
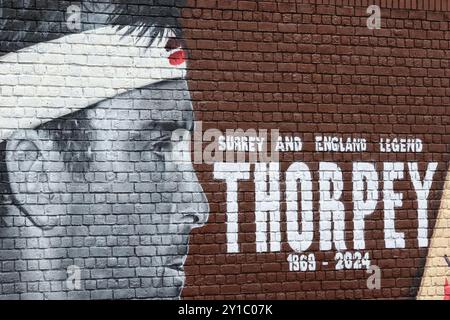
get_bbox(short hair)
[0,0,186,53]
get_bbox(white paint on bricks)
[215,161,439,253]
[286,162,313,253]
[319,162,347,252]
[213,162,251,253]
[353,162,378,250]
[0,25,186,142]
[383,162,405,249]
[255,162,281,253]
[408,162,438,248]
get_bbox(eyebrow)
[150,120,193,131]
[130,120,193,140]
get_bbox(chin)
[159,266,185,299]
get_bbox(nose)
[171,168,210,232]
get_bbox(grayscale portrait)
[0,0,209,300]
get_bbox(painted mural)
[0,0,208,300]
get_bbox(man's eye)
[151,141,172,158]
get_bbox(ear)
[5,130,62,229]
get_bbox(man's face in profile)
[3,79,209,299]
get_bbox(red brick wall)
[182,0,450,300]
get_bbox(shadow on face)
[0,79,210,300]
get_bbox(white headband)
[0,25,187,142]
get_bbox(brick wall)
[183,0,450,300]
[0,0,449,300]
